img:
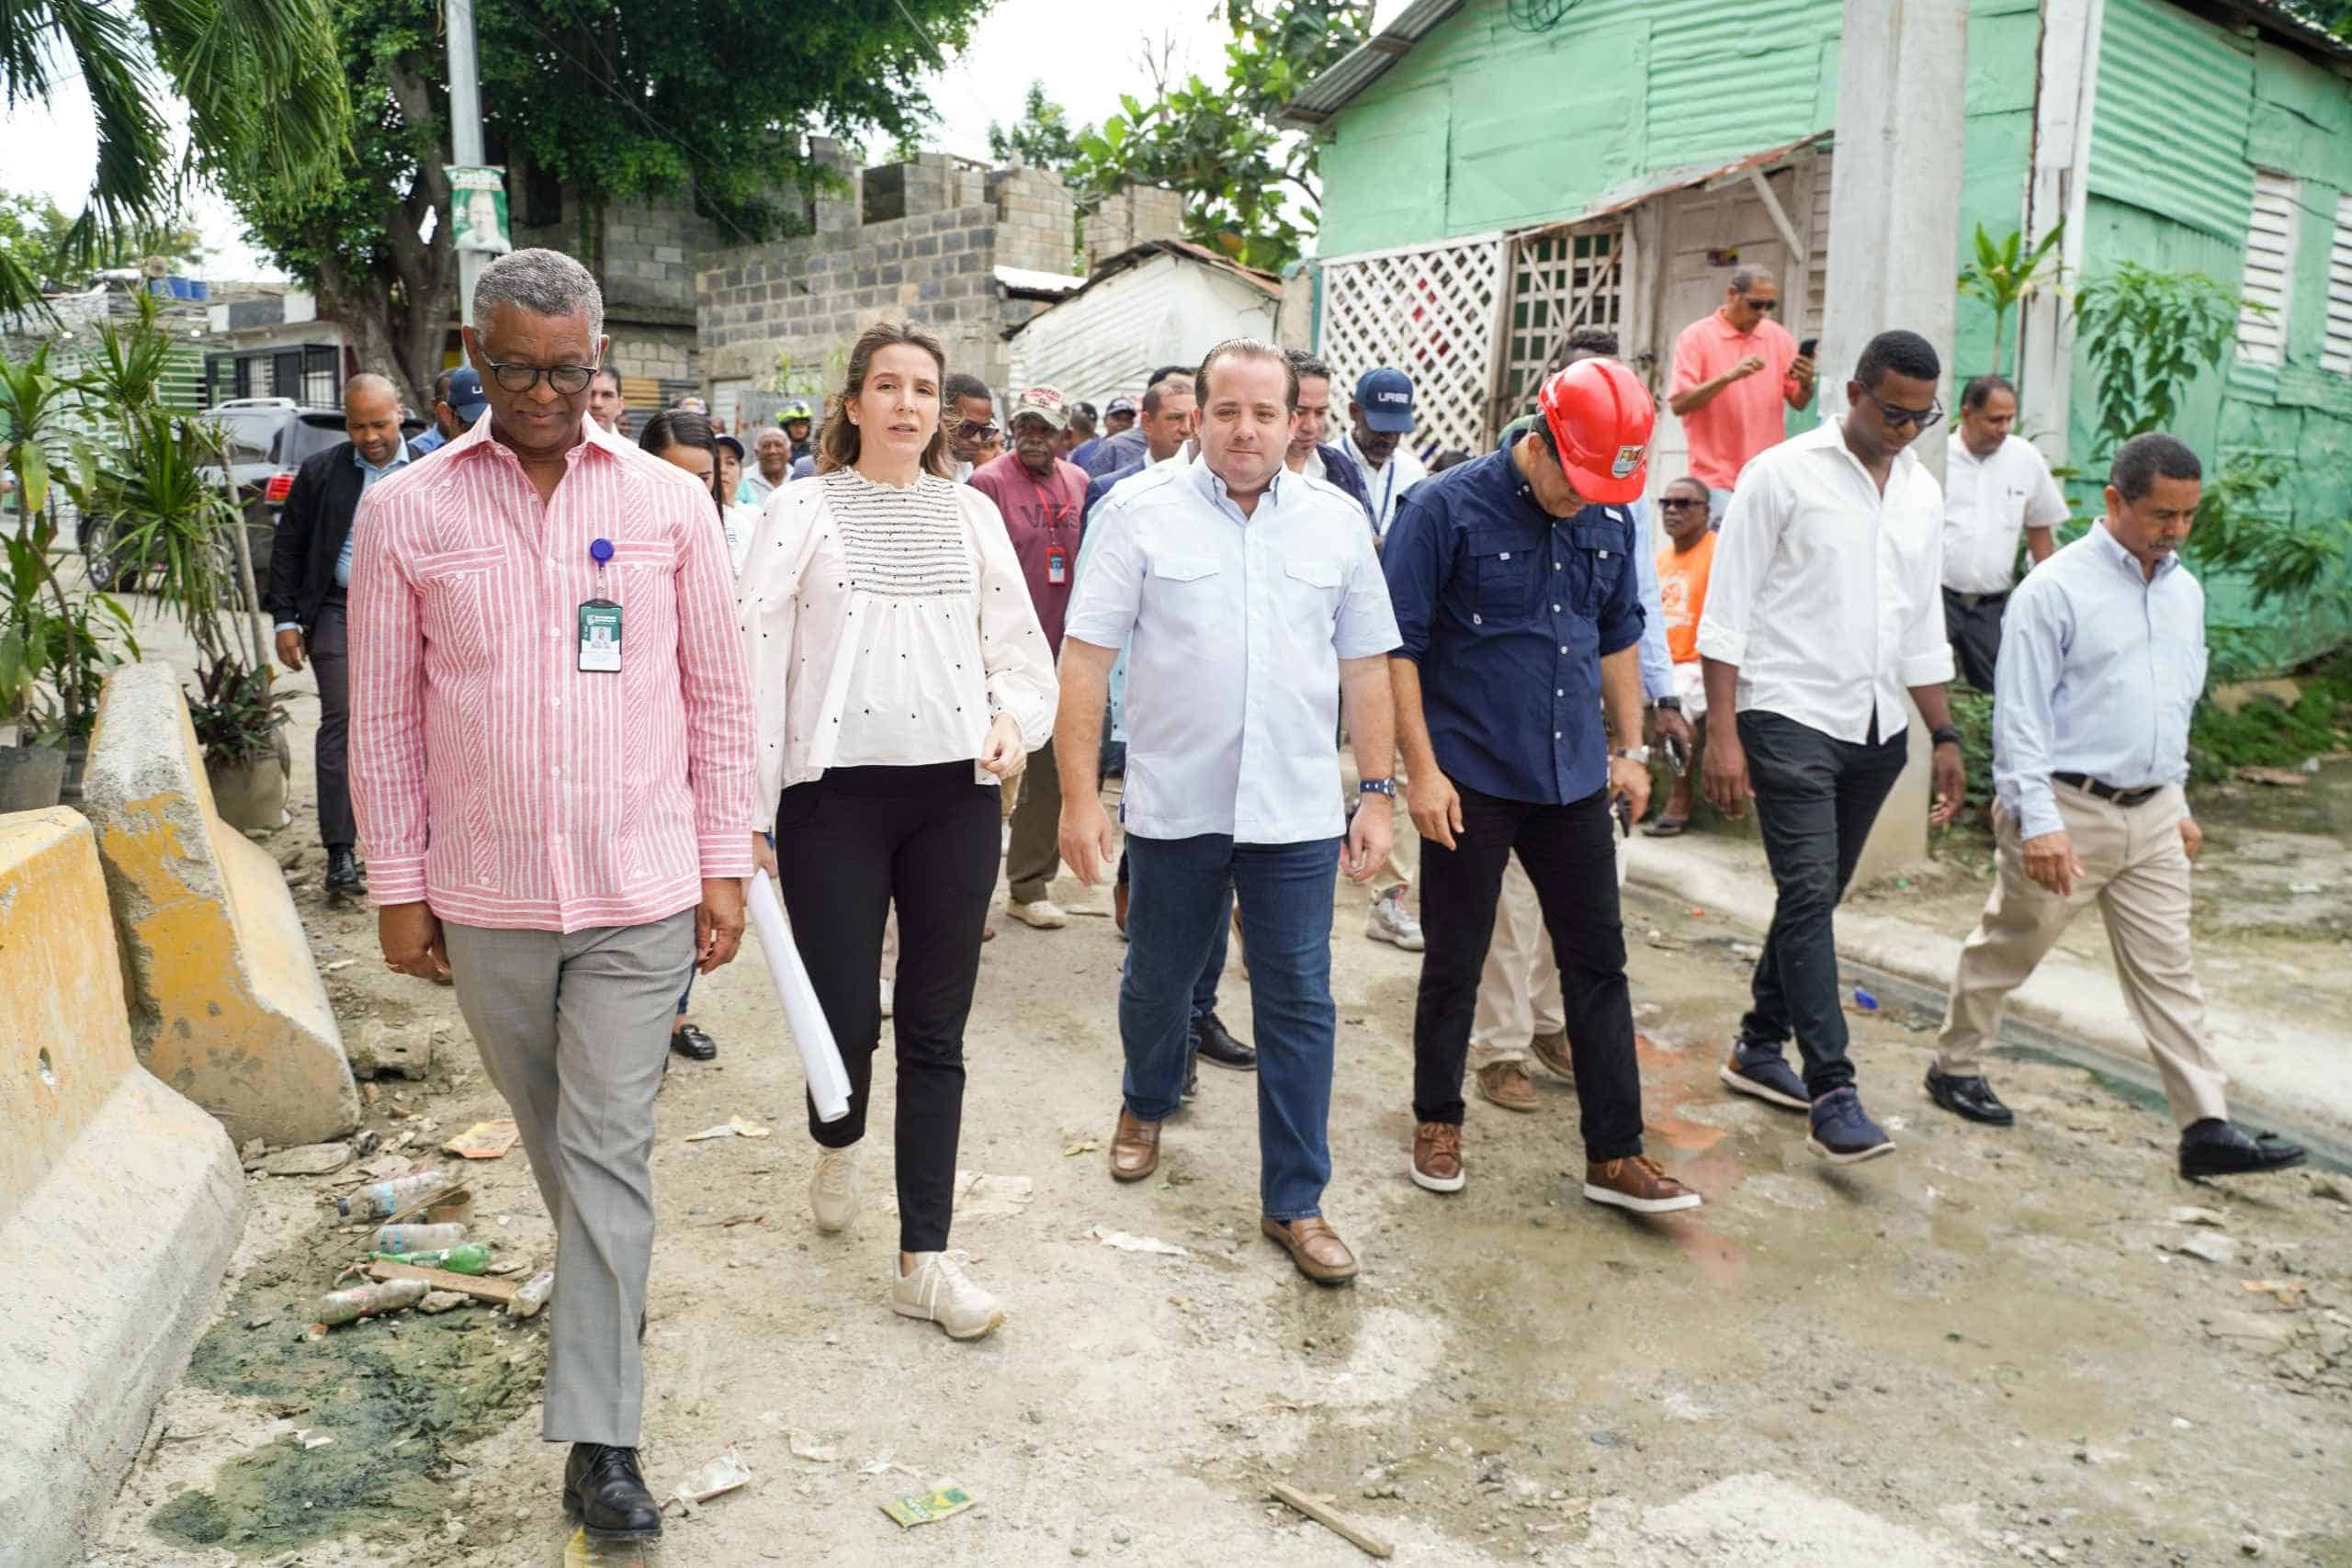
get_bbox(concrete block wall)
[1083,185,1189,272]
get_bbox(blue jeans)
[1121,833,1340,1221]
[1117,848,1228,1020]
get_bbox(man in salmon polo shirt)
[1668,265,1816,520]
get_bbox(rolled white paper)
[748,871,854,1122]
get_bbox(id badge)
[578,599,622,672]
[1046,545,1068,586]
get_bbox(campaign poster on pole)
[446,166,513,255]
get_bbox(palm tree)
[0,0,347,312]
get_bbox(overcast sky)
[0,0,1400,281]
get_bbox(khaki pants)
[1006,737,1063,904]
[1937,783,2229,1126]
[1468,856,1564,1070]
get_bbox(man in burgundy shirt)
[349,248,755,1544]
[970,385,1089,929]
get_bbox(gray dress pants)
[443,908,695,1446]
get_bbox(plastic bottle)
[370,1223,467,1254]
[315,1277,429,1325]
[337,1168,451,1220]
[371,1243,492,1275]
[508,1269,555,1319]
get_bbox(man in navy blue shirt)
[1384,359,1702,1217]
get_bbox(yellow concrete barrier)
[79,660,361,1145]
[0,807,245,1568]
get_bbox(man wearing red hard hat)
[1381,357,1703,1216]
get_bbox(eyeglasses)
[956,420,1001,442]
[1739,297,1779,312]
[1867,393,1945,431]
[482,358,600,395]
[1658,497,1709,511]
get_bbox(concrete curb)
[1623,834,2352,1145]
[0,808,245,1568]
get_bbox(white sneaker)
[1006,898,1068,930]
[891,1252,1005,1340]
[879,976,894,1018]
[1366,886,1425,952]
[810,1148,859,1235]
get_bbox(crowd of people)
[250,244,2308,1545]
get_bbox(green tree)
[0,189,205,292]
[223,0,992,411]
[988,81,1084,173]
[1069,0,1374,272]
[0,0,346,312]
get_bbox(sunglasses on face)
[1658,497,1709,512]
[956,420,1001,441]
[1738,297,1779,312]
[1867,393,1944,431]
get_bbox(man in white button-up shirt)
[1941,373,2069,693]
[1696,329,1966,1165]
[1057,340,1400,1286]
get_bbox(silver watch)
[1613,747,1651,766]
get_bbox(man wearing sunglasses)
[944,372,999,482]
[1668,266,1816,521]
[1694,328,1964,1166]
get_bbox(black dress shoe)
[670,1021,718,1061]
[1925,1066,2014,1126]
[2179,1118,2307,1179]
[323,847,364,897]
[1191,1011,1257,1072]
[564,1443,662,1540]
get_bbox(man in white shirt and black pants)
[1941,373,2068,693]
[1926,433,2305,1179]
[1698,330,1967,1163]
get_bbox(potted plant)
[187,655,292,829]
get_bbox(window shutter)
[2324,191,2352,378]
[2234,172,2298,367]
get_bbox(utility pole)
[446,0,490,327]
[1818,0,1971,885]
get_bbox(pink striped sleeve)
[346,484,431,905]
[673,486,758,876]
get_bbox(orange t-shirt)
[1655,530,1716,665]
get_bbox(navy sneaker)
[1719,1040,1809,1111]
[1806,1087,1895,1164]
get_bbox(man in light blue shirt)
[1930,432,2303,1180]
[1055,340,1400,1285]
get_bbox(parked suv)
[79,398,427,594]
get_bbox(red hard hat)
[1536,359,1656,504]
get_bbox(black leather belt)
[2053,772,2161,807]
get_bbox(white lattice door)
[1317,233,1505,460]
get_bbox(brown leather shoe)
[1529,1029,1574,1079]
[1410,1121,1465,1192]
[1476,1060,1541,1111]
[1261,1215,1358,1284]
[1109,1109,1160,1182]
[1582,1155,1702,1214]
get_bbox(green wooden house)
[1287,0,2352,662]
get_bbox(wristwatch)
[1930,726,1962,749]
[1612,747,1651,766]
[1359,777,1397,797]
[1653,696,1682,714]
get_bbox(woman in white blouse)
[740,321,1057,1341]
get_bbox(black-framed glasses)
[1740,297,1779,312]
[1868,393,1945,431]
[482,358,600,395]
[1658,496,1709,511]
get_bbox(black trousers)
[310,596,356,851]
[1942,586,2007,696]
[773,761,998,1253]
[1736,710,1909,1096]
[1411,782,1644,1160]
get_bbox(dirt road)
[84,812,2352,1567]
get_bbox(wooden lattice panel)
[1317,233,1505,458]
[1496,228,1625,430]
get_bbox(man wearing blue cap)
[410,366,489,456]
[1341,367,1429,546]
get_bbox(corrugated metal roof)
[993,264,1089,299]
[1006,240,1282,339]
[1536,131,1832,231]
[1280,0,1466,126]
[2207,0,2352,62]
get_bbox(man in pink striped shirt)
[348,248,755,1546]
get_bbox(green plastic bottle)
[372,1243,492,1275]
